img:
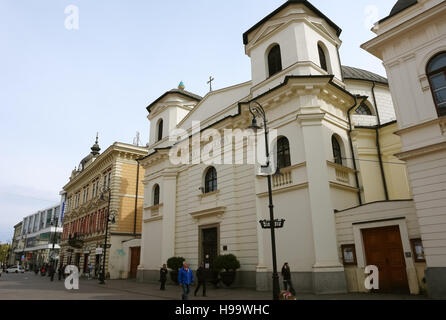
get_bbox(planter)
[220,271,236,287]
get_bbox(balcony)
[272,168,293,188]
[326,161,357,189]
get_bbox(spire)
[178,81,185,90]
[91,133,101,156]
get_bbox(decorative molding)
[144,215,163,223]
[256,182,308,197]
[394,117,442,136]
[326,161,357,174]
[395,141,446,160]
[329,181,359,193]
[440,118,446,136]
[143,203,163,211]
[198,190,220,199]
[188,206,226,220]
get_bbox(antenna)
[133,131,140,146]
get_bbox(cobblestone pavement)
[0,272,429,300]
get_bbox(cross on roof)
[207,76,214,92]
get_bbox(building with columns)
[362,0,446,298]
[59,137,147,279]
[138,0,427,295]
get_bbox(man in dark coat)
[281,262,296,295]
[160,264,168,290]
[194,262,206,297]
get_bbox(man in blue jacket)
[178,261,194,300]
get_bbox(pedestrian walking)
[178,261,194,300]
[194,262,207,297]
[160,264,168,290]
[88,263,94,280]
[50,264,55,281]
[58,264,63,281]
[281,262,296,296]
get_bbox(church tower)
[243,0,352,294]
[243,0,344,97]
[146,82,202,147]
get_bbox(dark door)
[362,226,409,293]
[83,254,89,273]
[95,254,101,277]
[202,228,218,267]
[201,227,218,283]
[129,247,141,278]
[75,253,81,268]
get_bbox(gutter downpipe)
[371,81,390,201]
[133,159,140,236]
[347,95,363,205]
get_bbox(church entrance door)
[362,226,409,293]
[201,226,219,285]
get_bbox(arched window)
[332,135,343,165]
[427,52,446,117]
[268,45,282,77]
[318,44,328,72]
[355,102,373,115]
[277,137,291,169]
[157,119,163,142]
[153,184,160,206]
[204,167,218,193]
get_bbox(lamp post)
[248,101,285,301]
[98,187,116,285]
[21,234,27,269]
[49,217,59,281]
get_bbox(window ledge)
[198,190,220,199]
[326,161,357,173]
[144,203,164,211]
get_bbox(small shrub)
[167,257,185,271]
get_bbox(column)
[298,112,347,294]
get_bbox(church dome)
[77,135,101,172]
[389,0,417,17]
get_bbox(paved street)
[0,272,430,300]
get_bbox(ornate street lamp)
[98,187,117,285]
[248,101,285,301]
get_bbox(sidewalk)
[83,278,429,300]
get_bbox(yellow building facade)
[60,139,147,279]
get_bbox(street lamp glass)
[248,117,262,132]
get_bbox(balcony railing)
[272,168,293,188]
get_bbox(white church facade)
[137,0,427,295]
[362,0,446,299]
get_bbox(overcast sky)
[0,0,395,243]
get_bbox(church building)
[137,0,427,294]
[362,0,446,299]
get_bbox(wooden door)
[362,226,409,293]
[129,247,140,278]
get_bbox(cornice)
[395,141,446,160]
[188,206,226,220]
[64,143,147,191]
[395,117,445,136]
